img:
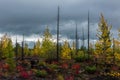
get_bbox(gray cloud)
[0,0,120,40]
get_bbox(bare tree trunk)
[57,6,60,61]
[75,23,78,55]
[21,34,24,60]
[113,38,115,65]
[15,36,18,59]
[88,11,90,59]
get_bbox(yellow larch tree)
[33,39,41,56]
[95,14,112,63]
[61,40,71,59]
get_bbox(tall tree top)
[96,14,112,56]
[35,39,41,48]
[97,14,112,41]
[43,26,52,40]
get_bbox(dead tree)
[57,6,60,61]
[21,34,24,60]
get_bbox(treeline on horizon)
[0,14,120,66]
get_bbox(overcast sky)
[0,0,120,46]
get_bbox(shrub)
[6,58,16,72]
[85,65,96,74]
[35,70,48,77]
[57,74,64,80]
[38,62,46,66]
[20,71,29,79]
[71,64,80,70]
[61,63,69,69]
[74,56,84,62]
[74,51,90,62]
[106,71,120,77]
[16,65,24,72]
[49,64,58,70]
[74,54,93,62]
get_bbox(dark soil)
[90,75,120,80]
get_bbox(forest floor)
[0,58,120,80]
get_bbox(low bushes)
[35,70,48,77]
[74,51,92,62]
[85,65,96,74]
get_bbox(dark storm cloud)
[0,0,120,39]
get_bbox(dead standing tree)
[21,34,24,60]
[88,11,90,59]
[57,6,60,62]
[75,23,79,55]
